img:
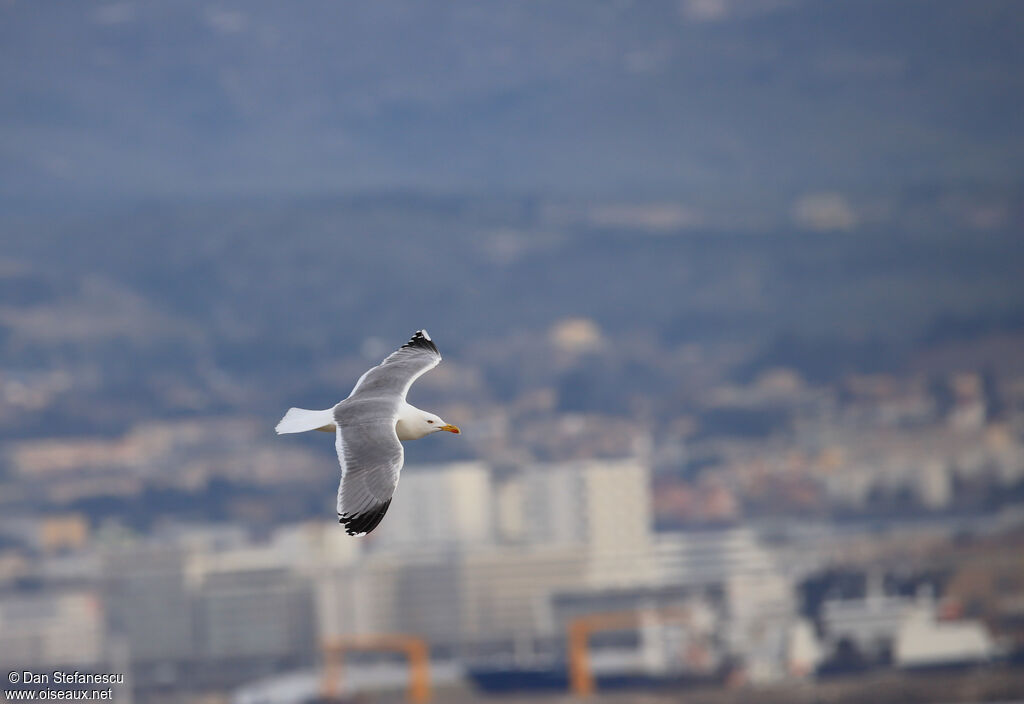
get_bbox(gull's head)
[396,405,461,441]
[423,411,460,435]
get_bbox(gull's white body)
[275,401,442,441]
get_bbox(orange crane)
[567,608,691,697]
[320,634,431,703]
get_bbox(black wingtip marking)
[338,499,392,536]
[402,330,439,356]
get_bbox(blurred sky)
[2,0,1023,204]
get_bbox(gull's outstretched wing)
[333,415,403,536]
[347,330,442,402]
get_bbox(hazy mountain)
[3,192,1022,371]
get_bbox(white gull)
[275,330,460,535]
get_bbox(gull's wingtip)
[402,329,439,355]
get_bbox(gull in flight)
[275,330,460,535]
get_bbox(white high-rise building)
[507,458,656,588]
[372,461,494,551]
[509,458,652,549]
[654,527,781,587]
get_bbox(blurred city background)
[2,1,1024,703]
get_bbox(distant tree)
[818,637,872,676]
[981,366,1006,420]
[927,373,954,419]
[799,568,866,623]
[696,407,788,439]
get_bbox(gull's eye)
[427,420,434,424]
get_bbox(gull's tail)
[275,407,336,434]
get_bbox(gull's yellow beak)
[439,424,461,434]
